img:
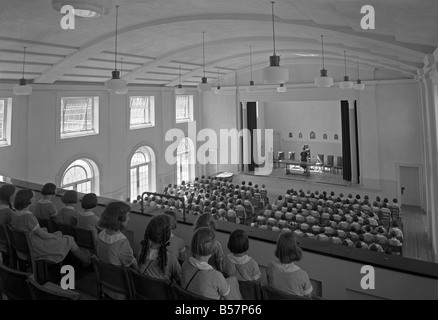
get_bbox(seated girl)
[223,229,261,281]
[34,183,58,221]
[267,232,313,297]
[181,227,241,300]
[137,214,181,283]
[77,193,101,239]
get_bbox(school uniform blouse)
[76,210,100,238]
[138,248,181,282]
[167,232,186,259]
[181,257,230,300]
[0,204,13,251]
[266,260,313,297]
[96,230,136,268]
[34,199,58,220]
[223,254,261,282]
[10,210,74,263]
[57,206,78,226]
[0,204,13,225]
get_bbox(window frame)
[130,148,152,198]
[60,158,99,194]
[0,97,12,148]
[175,95,194,124]
[129,95,156,130]
[59,96,100,140]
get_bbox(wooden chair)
[128,269,173,300]
[56,222,75,237]
[26,278,80,300]
[325,155,334,173]
[91,255,133,300]
[288,152,295,161]
[278,151,285,168]
[37,218,57,234]
[262,285,311,300]
[238,280,263,300]
[170,282,214,300]
[0,225,15,268]
[7,226,32,272]
[0,263,32,300]
[334,156,343,174]
[74,227,97,255]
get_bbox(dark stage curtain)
[354,101,360,184]
[247,102,257,171]
[341,101,352,181]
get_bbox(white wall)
[264,100,342,162]
[0,84,201,200]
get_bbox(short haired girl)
[223,229,261,281]
[266,232,313,297]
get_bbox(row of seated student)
[0,183,315,300]
[138,177,403,255]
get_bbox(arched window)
[323,134,328,140]
[177,138,194,185]
[310,131,316,140]
[334,134,339,140]
[130,146,154,198]
[61,159,99,194]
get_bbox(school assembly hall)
[0,0,437,301]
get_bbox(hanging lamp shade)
[13,47,32,96]
[106,6,127,94]
[52,0,113,18]
[340,51,354,90]
[197,32,212,92]
[315,35,333,88]
[261,1,289,84]
[277,83,287,93]
[354,60,366,91]
[247,46,257,92]
[175,65,185,95]
[214,69,222,94]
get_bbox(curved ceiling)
[0,0,436,86]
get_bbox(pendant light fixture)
[197,32,212,92]
[340,51,354,90]
[13,47,32,96]
[105,6,127,95]
[277,83,287,93]
[247,45,257,92]
[354,60,366,91]
[315,35,333,88]
[261,1,289,84]
[175,65,185,95]
[116,58,128,95]
[214,69,222,95]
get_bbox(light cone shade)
[52,0,113,18]
[315,70,333,88]
[354,82,366,91]
[197,77,212,92]
[214,87,223,95]
[175,85,185,95]
[340,77,354,90]
[262,66,289,84]
[277,84,287,93]
[106,78,127,94]
[247,84,257,92]
[13,84,32,96]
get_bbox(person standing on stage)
[300,145,310,174]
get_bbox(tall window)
[130,147,153,198]
[177,138,193,185]
[60,97,99,139]
[61,159,99,194]
[0,98,12,147]
[130,96,155,129]
[176,95,194,123]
